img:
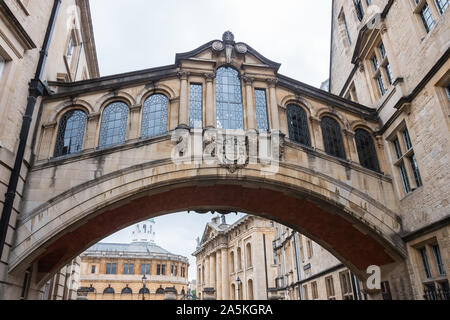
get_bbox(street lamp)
[142,273,147,301]
[236,277,241,300]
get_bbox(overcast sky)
[89,0,332,282]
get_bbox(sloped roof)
[86,241,170,255]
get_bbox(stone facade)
[193,215,276,300]
[271,222,371,300]
[330,0,449,299]
[0,0,99,300]
[0,0,447,301]
[41,257,81,300]
[78,220,189,301]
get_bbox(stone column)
[267,78,280,131]
[243,76,256,130]
[216,251,222,300]
[178,71,190,128]
[343,129,359,163]
[221,248,229,300]
[38,121,57,159]
[128,104,142,140]
[375,135,390,175]
[205,255,210,289]
[210,253,216,291]
[204,73,216,128]
[84,112,100,150]
[310,116,324,151]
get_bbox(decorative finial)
[222,31,235,43]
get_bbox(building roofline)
[77,0,100,78]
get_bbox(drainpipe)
[0,0,61,278]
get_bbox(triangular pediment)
[175,31,281,72]
[351,24,382,64]
[199,223,217,245]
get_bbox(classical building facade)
[271,222,372,300]
[193,215,276,300]
[0,0,447,301]
[78,219,189,300]
[330,0,449,300]
[0,0,99,299]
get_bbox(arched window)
[141,94,168,138]
[286,104,311,147]
[355,129,380,172]
[321,116,346,159]
[230,284,236,300]
[98,102,128,148]
[139,287,150,294]
[237,247,242,271]
[230,252,235,273]
[121,286,132,294]
[246,243,252,268]
[54,109,87,157]
[248,279,254,300]
[155,287,165,294]
[103,285,114,294]
[215,66,244,129]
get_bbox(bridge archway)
[9,158,407,291]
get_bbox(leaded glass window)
[376,74,386,96]
[215,66,244,129]
[98,102,128,148]
[286,104,311,147]
[409,154,423,187]
[54,109,87,157]
[434,0,448,15]
[139,287,150,294]
[385,63,394,85]
[141,94,169,138]
[103,286,114,294]
[355,129,380,172]
[189,84,203,128]
[354,0,364,21]
[399,162,411,193]
[254,89,269,131]
[420,3,435,32]
[321,117,346,159]
[121,286,132,294]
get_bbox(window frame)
[320,116,346,160]
[53,109,87,158]
[286,104,311,147]
[98,101,129,148]
[189,83,203,128]
[141,94,169,139]
[215,66,244,130]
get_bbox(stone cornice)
[0,0,36,49]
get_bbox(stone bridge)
[7,32,412,297]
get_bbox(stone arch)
[136,83,176,107]
[350,120,378,135]
[48,99,93,124]
[316,107,349,130]
[10,159,406,287]
[94,91,135,114]
[280,95,313,116]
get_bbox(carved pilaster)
[85,112,101,150]
[129,104,142,139]
[242,75,254,84]
[39,121,57,159]
[266,78,278,88]
[178,71,190,127]
[177,71,190,80]
[204,72,216,82]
